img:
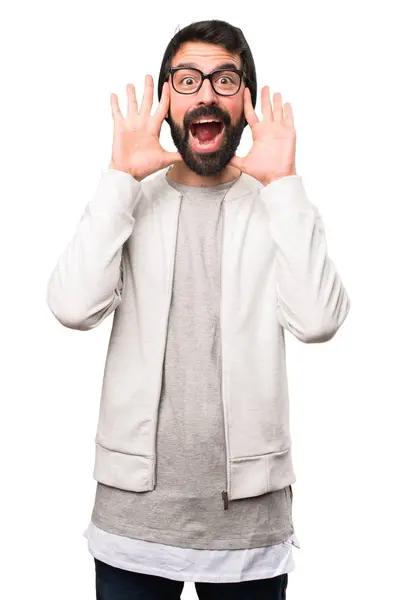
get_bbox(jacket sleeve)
[259,175,350,343]
[46,168,142,331]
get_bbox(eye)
[216,76,234,85]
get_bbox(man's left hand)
[229,86,297,186]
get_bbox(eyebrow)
[174,61,240,71]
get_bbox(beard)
[168,104,246,177]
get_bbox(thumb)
[167,152,183,163]
[229,155,245,171]
[163,151,183,166]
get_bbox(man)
[46,19,350,599]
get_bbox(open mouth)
[188,119,225,153]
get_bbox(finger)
[272,92,284,122]
[244,87,259,129]
[152,82,169,131]
[110,93,123,121]
[261,86,273,122]
[284,102,294,127]
[139,74,154,115]
[126,83,138,120]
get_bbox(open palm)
[230,86,297,186]
[109,76,182,181]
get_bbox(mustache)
[183,107,231,130]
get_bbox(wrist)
[261,171,297,186]
[108,161,143,181]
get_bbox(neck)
[166,163,241,187]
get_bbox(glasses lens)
[173,69,202,93]
[173,69,241,94]
[211,70,241,95]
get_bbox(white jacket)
[46,167,350,502]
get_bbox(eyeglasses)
[168,67,245,96]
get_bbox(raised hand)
[109,75,183,181]
[229,86,297,186]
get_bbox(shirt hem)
[91,510,295,550]
[90,549,295,583]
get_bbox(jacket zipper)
[220,202,230,510]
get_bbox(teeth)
[193,119,221,124]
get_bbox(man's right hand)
[108,75,183,181]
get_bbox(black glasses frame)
[168,67,245,96]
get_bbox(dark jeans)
[94,557,288,599]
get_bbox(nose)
[196,77,218,103]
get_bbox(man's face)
[167,42,247,176]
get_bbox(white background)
[2,1,399,598]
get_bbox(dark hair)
[157,19,257,127]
